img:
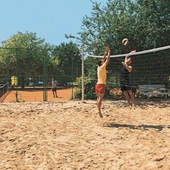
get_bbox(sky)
[0,0,107,46]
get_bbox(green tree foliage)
[0,32,82,89]
[134,0,170,49]
[80,0,170,52]
[50,42,82,84]
[0,32,52,88]
[77,0,170,99]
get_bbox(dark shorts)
[120,85,131,92]
[95,84,106,95]
[52,88,56,92]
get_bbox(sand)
[0,99,170,170]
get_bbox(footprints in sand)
[0,101,170,169]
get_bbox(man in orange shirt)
[95,46,111,118]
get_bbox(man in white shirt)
[52,78,58,97]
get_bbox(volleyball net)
[0,45,170,101]
[88,45,170,58]
[86,45,170,98]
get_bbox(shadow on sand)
[104,123,170,131]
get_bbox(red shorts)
[95,84,106,95]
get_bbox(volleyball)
[122,38,128,46]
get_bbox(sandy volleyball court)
[0,99,170,170]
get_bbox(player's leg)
[55,88,58,97]
[97,94,104,118]
[128,90,135,107]
[123,91,131,106]
[95,84,105,118]
[121,85,131,106]
[52,89,55,97]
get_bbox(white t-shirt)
[52,80,57,88]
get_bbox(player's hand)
[105,46,110,52]
[130,50,136,53]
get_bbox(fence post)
[43,49,47,101]
[82,47,84,103]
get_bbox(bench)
[138,84,170,99]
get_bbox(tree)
[77,0,170,99]
[134,0,170,48]
[0,32,52,88]
[50,42,82,84]
[79,0,170,52]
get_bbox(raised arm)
[122,50,136,72]
[124,50,136,62]
[104,46,111,66]
[122,62,133,72]
[102,46,108,62]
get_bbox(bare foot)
[127,104,132,109]
[132,104,136,109]
[98,112,103,118]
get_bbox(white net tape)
[88,45,170,58]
